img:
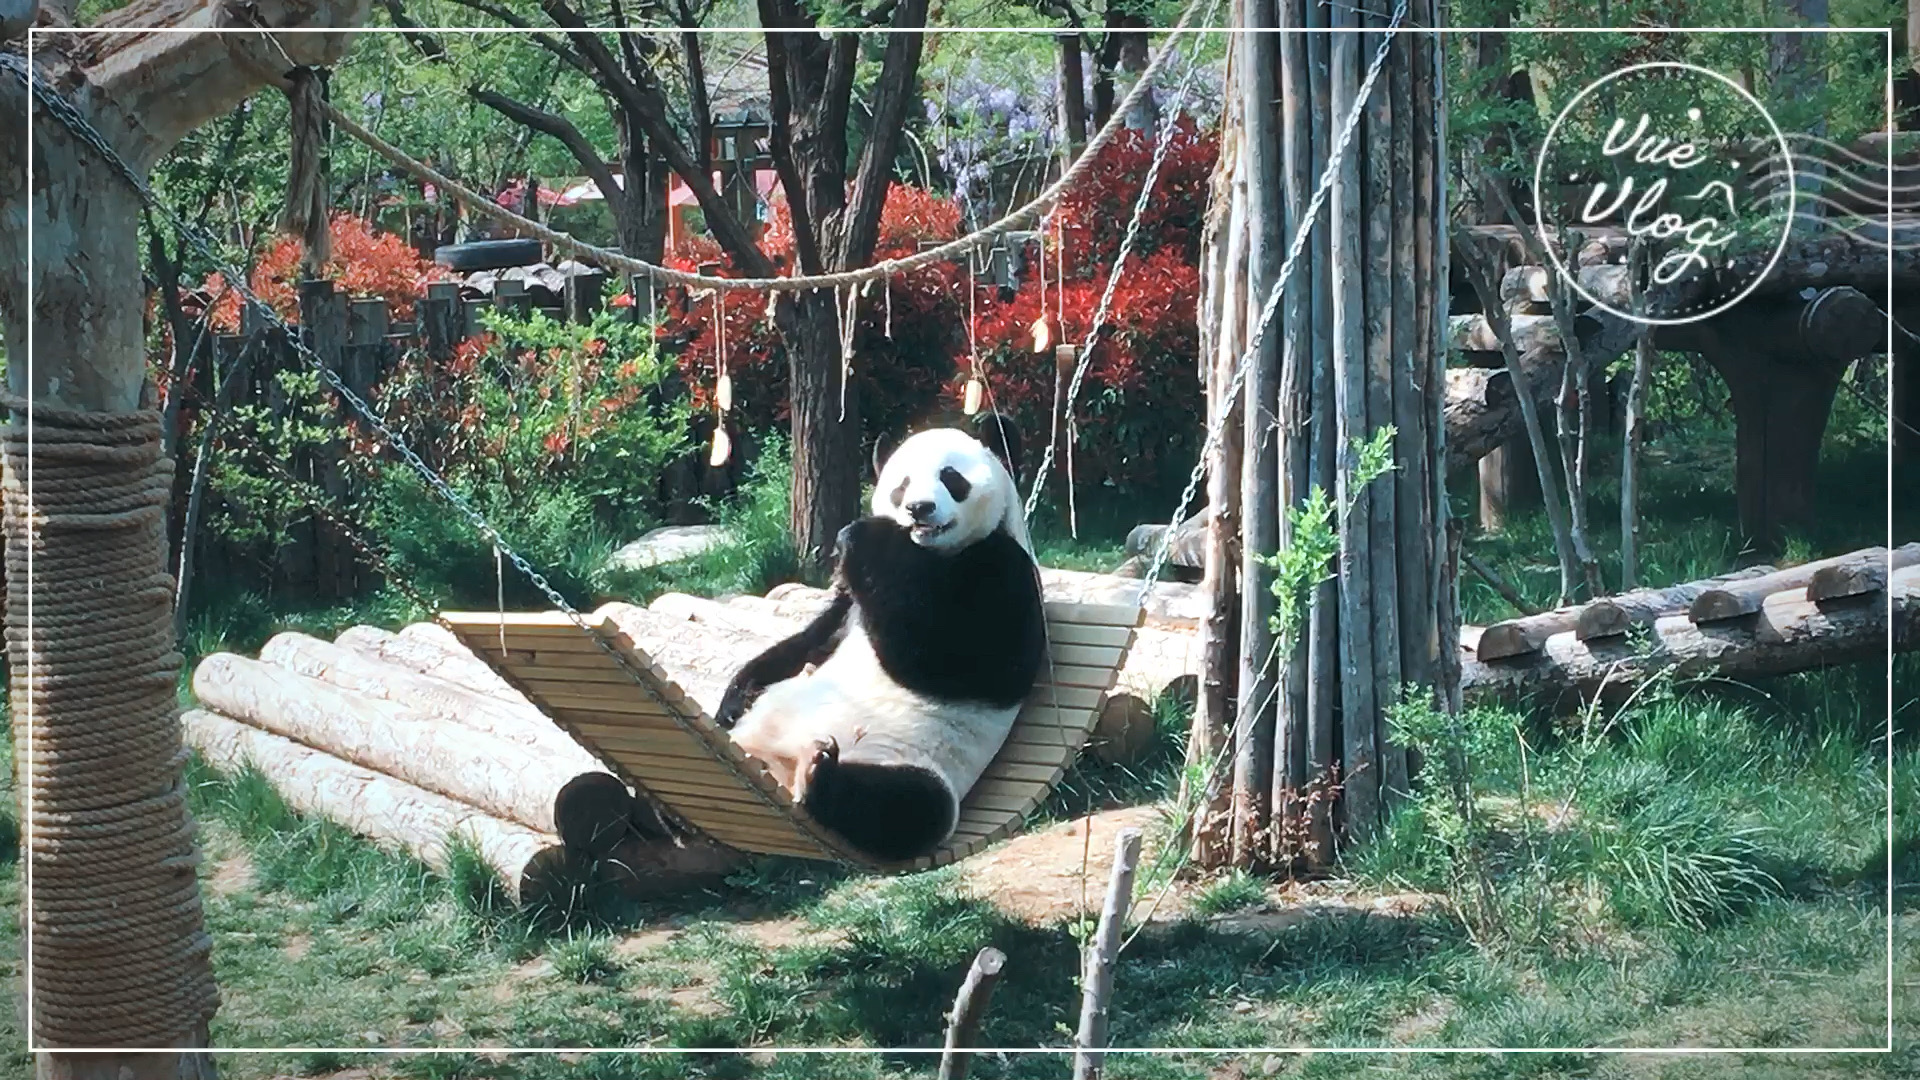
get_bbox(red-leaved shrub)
[205,215,451,330]
[660,120,1216,493]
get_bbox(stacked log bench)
[183,549,1913,902]
[182,570,1185,902]
[1461,544,1920,699]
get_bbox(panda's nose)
[906,499,937,522]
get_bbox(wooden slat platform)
[443,599,1141,871]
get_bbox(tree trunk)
[759,0,929,574]
[1189,112,1245,865]
[615,110,668,265]
[777,289,865,574]
[1,13,365,1067]
[1057,34,1090,158]
[1230,0,1449,853]
[1235,0,1282,868]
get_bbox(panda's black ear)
[974,413,1024,480]
[871,431,901,481]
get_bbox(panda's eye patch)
[890,478,909,507]
[939,467,971,501]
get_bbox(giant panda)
[714,427,1048,863]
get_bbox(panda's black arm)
[714,590,855,728]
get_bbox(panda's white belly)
[727,618,1020,802]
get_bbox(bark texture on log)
[183,709,575,905]
[1574,565,1778,640]
[334,623,531,705]
[191,654,630,851]
[1478,564,1784,659]
[1691,545,1920,622]
[259,632,599,764]
[1463,576,1916,700]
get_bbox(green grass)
[19,638,1880,1076]
[6,385,1912,1076]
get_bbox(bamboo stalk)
[1302,0,1338,866]
[1330,0,1380,837]
[1234,0,1283,868]
[937,947,1007,1080]
[1073,828,1143,1080]
[1271,0,1315,867]
[1190,112,1248,866]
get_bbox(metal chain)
[2,48,851,860]
[1021,8,1223,522]
[1134,3,1407,601]
[1114,9,1412,955]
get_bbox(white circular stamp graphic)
[1532,61,1794,327]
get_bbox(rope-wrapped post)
[3,396,220,1049]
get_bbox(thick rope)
[318,8,1198,293]
[2,395,221,1048]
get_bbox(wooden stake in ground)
[1074,827,1143,1080]
[1621,240,1653,590]
[937,947,1008,1080]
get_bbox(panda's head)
[871,428,1031,555]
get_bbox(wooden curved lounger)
[441,599,1143,871]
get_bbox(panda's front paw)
[715,681,757,729]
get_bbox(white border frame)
[19,21,1901,1059]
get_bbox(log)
[938,947,1008,1080]
[1088,692,1156,765]
[1073,828,1142,1080]
[191,653,634,855]
[1809,543,1920,601]
[1690,545,1920,622]
[334,623,530,705]
[1498,263,1632,310]
[259,631,599,764]
[658,591,811,636]
[603,600,788,717]
[1479,564,1789,658]
[1575,565,1779,641]
[182,709,580,906]
[1461,571,1920,701]
[721,568,1203,631]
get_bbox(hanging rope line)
[308,8,1200,296]
[1021,3,1223,521]
[1117,6,1411,953]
